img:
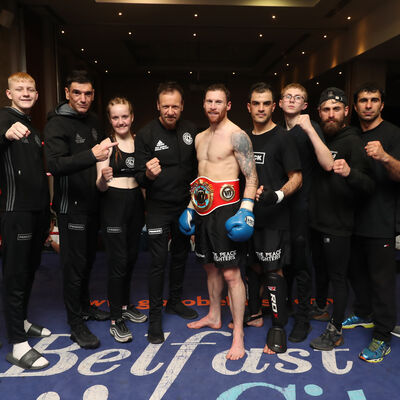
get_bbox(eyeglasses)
[282,94,305,103]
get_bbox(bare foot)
[263,344,276,355]
[228,314,263,329]
[226,331,245,360]
[187,315,222,329]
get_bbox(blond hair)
[281,83,307,102]
[8,72,36,88]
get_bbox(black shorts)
[195,202,245,268]
[248,227,290,272]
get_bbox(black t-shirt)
[309,126,374,236]
[248,125,301,230]
[285,120,325,210]
[354,120,400,238]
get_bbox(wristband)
[275,190,284,204]
[242,198,254,203]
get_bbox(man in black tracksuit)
[44,70,116,349]
[134,82,198,344]
[0,72,50,370]
[344,83,400,363]
[308,87,374,351]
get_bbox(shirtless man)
[179,83,258,360]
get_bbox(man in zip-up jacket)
[0,72,50,369]
[44,70,116,349]
[134,82,198,344]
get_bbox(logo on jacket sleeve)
[75,133,86,144]
[183,132,193,145]
[155,140,169,151]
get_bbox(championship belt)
[190,176,240,216]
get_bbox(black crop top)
[109,145,136,177]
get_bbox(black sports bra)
[109,146,136,178]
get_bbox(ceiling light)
[286,63,289,67]
[193,33,197,37]
[316,81,320,85]
[232,72,236,75]
[272,15,276,19]
[323,34,327,39]
[339,71,342,75]
[274,72,278,76]
[259,33,263,38]
[94,60,98,64]
[147,70,151,74]
[105,69,108,73]
[194,13,198,18]
[81,48,84,52]
[301,51,305,55]
[128,31,132,35]
[189,71,193,74]
[61,30,65,34]
[347,16,351,20]
[118,12,122,16]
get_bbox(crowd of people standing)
[0,69,399,370]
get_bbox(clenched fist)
[5,122,30,141]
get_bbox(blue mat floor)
[0,251,399,400]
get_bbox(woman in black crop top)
[96,97,147,342]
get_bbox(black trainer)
[289,320,311,343]
[122,305,148,323]
[147,320,165,344]
[310,322,343,351]
[165,302,198,320]
[70,322,100,349]
[110,319,133,343]
[82,305,110,321]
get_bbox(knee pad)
[266,272,288,327]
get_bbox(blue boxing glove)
[225,207,255,242]
[179,208,196,235]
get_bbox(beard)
[322,118,344,137]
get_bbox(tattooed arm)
[232,130,258,209]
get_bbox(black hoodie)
[0,107,49,212]
[44,102,104,214]
[309,126,374,236]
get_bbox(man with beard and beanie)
[134,82,198,344]
[244,82,302,354]
[45,70,116,349]
[344,83,400,362]
[308,87,374,351]
[0,72,50,370]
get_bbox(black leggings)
[101,187,144,320]
[310,229,351,327]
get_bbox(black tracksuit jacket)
[134,118,197,211]
[44,102,104,215]
[0,107,49,213]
